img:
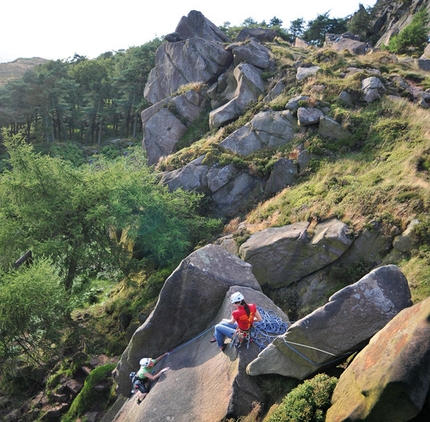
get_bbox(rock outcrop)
[247,265,412,378]
[220,110,298,156]
[113,244,261,397]
[111,281,289,421]
[326,296,430,422]
[143,38,231,105]
[239,219,353,288]
[209,63,265,129]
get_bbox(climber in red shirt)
[210,291,262,351]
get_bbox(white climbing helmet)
[230,292,244,304]
[139,358,151,367]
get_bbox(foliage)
[61,363,117,421]
[387,9,429,55]
[303,12,348,47]
[266,373,338,422]
[0,37,162,145]
[0,258,72,367]
[0,133,221,290]
[347,4,372,41]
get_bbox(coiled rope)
[232,306,290,350]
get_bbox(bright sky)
[1,0,377,63]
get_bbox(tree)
[0,132,221,290]
[347,3,372,40]
[289,18,306,39]
[303,12,348,47]
[0,258,72,367]
[387,8,429,55]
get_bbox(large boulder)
[297,107,324,126]
[211,171,264,218]
[220,110,297,156]
[174,10,230,43]
[142,90,207,165]
[327,296,430,422]
[110,285,289,421]
[143,108,187,166]
[247,265,413,379]
[229,39,273,69]
[159,158,264,218]
[239,219,353,288]
[113,244,261,396]
[296,66,321,82]
[325,33,369,55]
[159,155,209,193]
[144,38,232,104]
[318,116,351,140]
[209,63,265,129]
[236,27,279,42]
[264,158,298,196]
[362,76,386,103]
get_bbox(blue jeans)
[213,321,237,347]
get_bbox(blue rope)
[249,307,290,350]
[281,336,356,367]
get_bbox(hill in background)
[0,57,48,85]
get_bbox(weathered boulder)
[159,155,209,192]
[220,110,297,156]
[207,163,239,193]
[175,10,230,43]
[211,171,264,218]
[144,38,232,105]
[285,95,309,113]
[264,80,286,102]
[142,90,207,165]
[326,296,430,422]
[297,107,324,126]
[247,265,413,378]
[296,66,321,82]
[239,219,353,288]
[318,116,351,140]
[295,38,311,48]
[393,218,420,252]
[338,90,354,107]
[325,33,369,55]
[142,108,187,166]
[209,63,265,129]
[228,39,273,69]
[110,285,289,421]
[158,156,264,218]
[362,76,386,103]
[264,158,298,196]
[113,244,261,397]
[236,28,279,42]
[418,43,430,71]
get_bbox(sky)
[0,0,377,63]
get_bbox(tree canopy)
[0,132,221,290]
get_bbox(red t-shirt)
[232,303,257,331]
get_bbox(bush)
[266,373,338,422]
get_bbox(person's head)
[139,358,152,368]
[230,291,251,316]
[230,291,244,306]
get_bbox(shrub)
[266,373,338,422]
[387,9,429,55]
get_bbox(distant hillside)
[0,57,49,85]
